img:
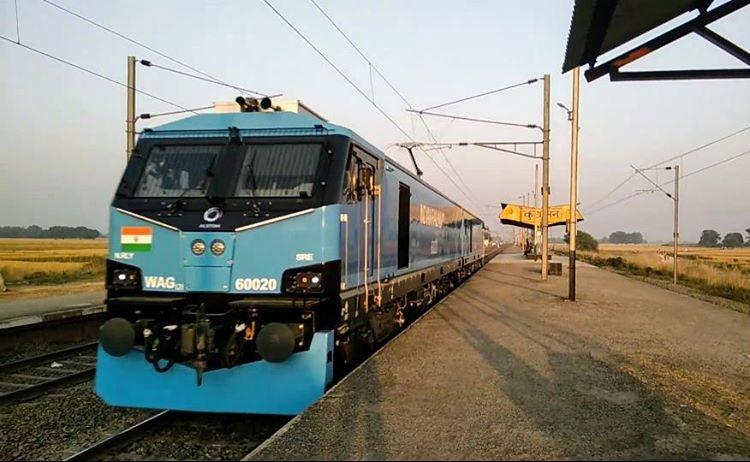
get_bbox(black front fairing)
[112,134,350,231]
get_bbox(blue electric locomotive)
[97,99,485,415]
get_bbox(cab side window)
[343,153,360,203]
[343,146,376,202]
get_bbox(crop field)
[575,243,750,305]
[0,238,107,285]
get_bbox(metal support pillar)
[541,74,551,280]
[126,56,136,160]
[534,164,539,261]
[673,165,680,284]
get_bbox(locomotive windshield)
[235,143,322,198]
[131,142,324,199]
[134,145,221,198]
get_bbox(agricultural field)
[575,243,750,306]
[0,238,107,287]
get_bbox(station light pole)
[567,67,580,301]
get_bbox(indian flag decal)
[121,226,153,252]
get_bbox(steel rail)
[0,342,98,405]
[0,342,97,373]
[0,368,96,405]
[64,410,174,461]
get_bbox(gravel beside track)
[0,339,93,364]
[0,377,288,461]
[0,382,150,460]
[0,343,97,406]
[102,413,290,461]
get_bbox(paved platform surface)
[250,249,750,460]
[0,291,105,326]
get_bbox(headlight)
[111,268,139,289]
[293,271,323,292]
[191,239,206,255]
[210,239,226,256]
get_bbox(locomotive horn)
[99,317,136,357]
[256,323,296,363]
[235,96,248,111]
[260,97,273,110]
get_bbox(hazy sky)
[1,0,749,242]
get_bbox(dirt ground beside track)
[251,250,750,460]
[0,281,102,302]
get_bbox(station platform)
[0,290,105,329]
[248,249,750,460]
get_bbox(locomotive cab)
[104,125,352,372]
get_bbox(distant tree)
[723,233,744,248]
[564,230,599,252]
[608,231,644,244]
[698,229,721,247]
[629,232,644,244]
[0,225,100,239]
[600,235,609,243]
[0,227,23,238]
[608,231,627,244]
[26,225,43,238]
[746,228,750,245]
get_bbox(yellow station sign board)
[499,203,584,229]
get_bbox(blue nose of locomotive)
[179,232,236,292]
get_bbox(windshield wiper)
[246,154,258,196]
[164,154,218,213]
[164,187,192,214]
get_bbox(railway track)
[64,410,287,461]
[64,410,174,461]
[0,342,98,405]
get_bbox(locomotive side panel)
[382,162,469,276]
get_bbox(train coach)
[96,98,486,415]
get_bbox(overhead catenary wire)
[585,172,637,210]
[645,123,750,169]
[586,122,750,210]
[410,76,542,204]
[40,0,263,97]
[419,78,540,112]
[262,0,406,138]
[308,0,414,108]
[138,105,215,120]
[401,141,541,160]
[407,109,540,130]
[630,165,673,199]
[138,60,273,97]
[675,148,750,180]
[306,0,484,210]
[0,34,196,113]
[417,114,485,207]
[263,0,483,213]
[588,148,750,215]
